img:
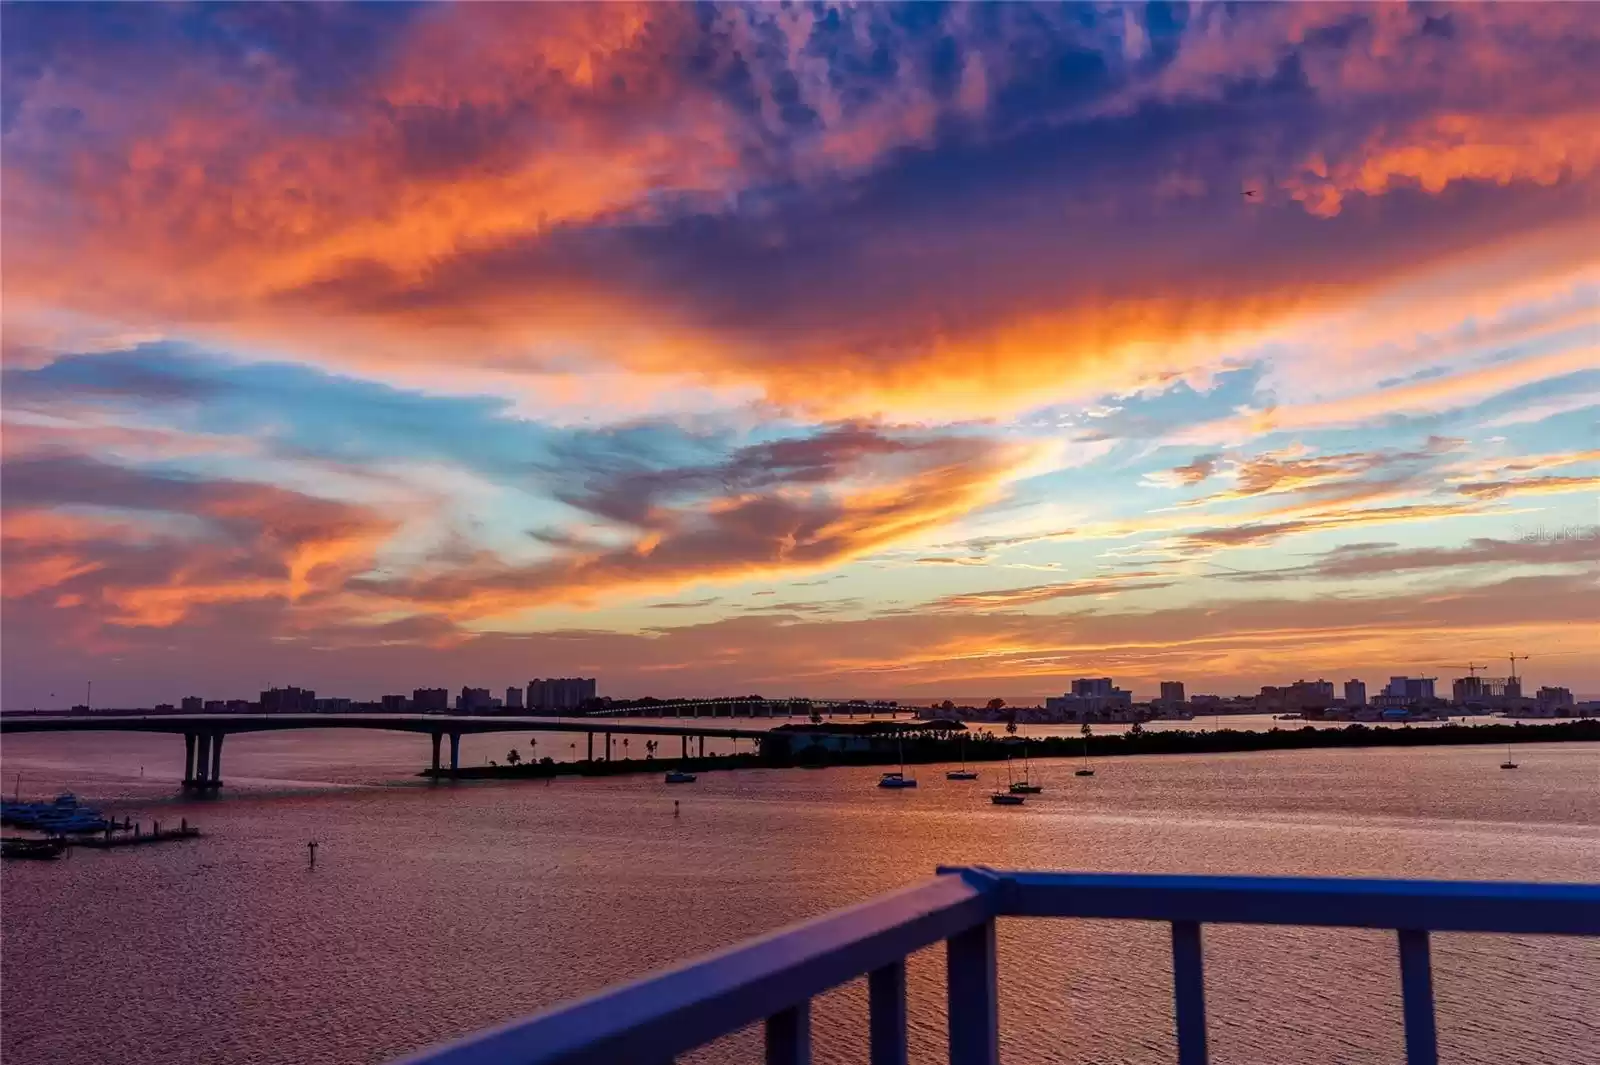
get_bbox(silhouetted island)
[424,718,1598,781]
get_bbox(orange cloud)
[1286,112,1600,218]
[927,573,1176,612]
[362,432,1048,622]
[1454,475,1600,502]
[7,3,1598,422]
[1,463,399,630]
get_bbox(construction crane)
[1507,653,1530,683]
[1435,663,1490,677]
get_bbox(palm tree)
[809,707,823,725]
[569,741,577,762]
[622,737,631,759]
[645,740,658,761]
[506,748,521,765]
[529,737,538,760]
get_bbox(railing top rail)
[393,870,996,1065]
[961,868,1600,936]
[392,869,1599,1065]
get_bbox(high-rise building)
[1046,678,1134,718]
[527,677,598,713]
[456,687,494,713]
[1344,679,1367,707]
[1159,681,1186,705]
[1384,676,1436,701]
[1537,686,1574,712]
[381,694,408,712]
[181,696,203,713]
[260,686,315,713]
[1372,676,1437,709]
[505,686,524,710]
[412,688,449,713]
[1256,680,1335,714]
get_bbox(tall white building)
[527,677,597,713]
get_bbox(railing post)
[1397,929,1439,1065]
[765,1000,811,1065]
[869,960,909,1065]
[947,919,999,1065]
[1170,921,1209,1065]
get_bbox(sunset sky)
[2,2,1596,708]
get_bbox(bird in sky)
[1242,189,1259,198]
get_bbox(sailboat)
[946,733,979,780]
[1075,731,1095,777]
[991,768,1025,805]
[1500,745,1518,770]
[1008,739,1042,793]
[878,731,919,788]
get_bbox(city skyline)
[3,3,1598,708]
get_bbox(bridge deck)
[0,713,775,740]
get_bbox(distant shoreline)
[422,718,1599,781]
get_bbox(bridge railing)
[393,868,1600,1065]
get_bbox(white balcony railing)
[393,868,1600,1065]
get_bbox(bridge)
[392,867,1600,1065]
[582,698,905,718]
[0,713,779,790]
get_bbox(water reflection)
[2,732,1596,1065]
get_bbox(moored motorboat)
[664,770,697,784]
[990,792,1025,805]
[2,837,66,860]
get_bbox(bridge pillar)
[194,734,212,786]
[682,735,689,759]
[430,733,442,773]
[184,733,197,784]
[586,733,593,761]
[699,734,706,758]
[605,732,612,761]
[448,732,461,773]
[210,734,224,785]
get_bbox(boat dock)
[68,819,200,849]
